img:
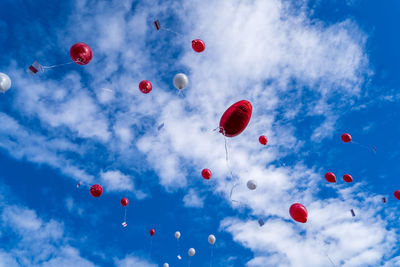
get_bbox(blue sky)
[1,0,400,266]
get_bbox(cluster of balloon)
[139,80,152,94]
[202,168,212,180]
[175,231,182,260]
[28,43,93,75]
[121,198,129,227]
[0,73,11,93]
[192,39,206,53]
[173,73,189,91]
[259,135,268,145]
[247,180,257,190]
[90,184,103,197]
[289,203,308,223]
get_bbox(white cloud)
[183,188,205,208]
[114,254,156,267]
[100,170,134,192]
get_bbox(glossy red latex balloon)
[192,39,205,53]
[259,135,268,145]
[325,172,336,183]
[289,203,308,223]
[70,43,93,65]
[90,184,103,197]
[139,80,152,94]
[343,174,353,183]
[341,133,352,143]
[202,169,212,180]
[219,100,252,137]
[150,229,155,236]
[394,190,400,200]
[121,198,129,206]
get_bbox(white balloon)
[175,231,181,239]
[188,248,195,257]
[173,73,188,90]
[0,73,11,93]
[247,180,257,190]
[208,234,216,245]
[163,264,169,267]
[177,255,182,260]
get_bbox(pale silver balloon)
[247,180,257,190]
[188,248,196,257]
[208,234,216,245]
[173,73,189,90]
[0,72,11,93]
[175,231,181,239]
[163,263,169,267]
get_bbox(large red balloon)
[90,184,103,197]
[202,169,212,180]
[70,43,93,65]
[121,198,129,206]
[325,172,336,183]
[394,190,400,200]
[343,174,353,183]
[139,80,152,94]
[259,135,268,145]
[192,39,205,53]
[341,133,352,143]
[219,100,252,137]
[150,229,155,236]
[289,203,307,223]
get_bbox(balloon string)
[41,61,75,69]
[351,141,376,153]
[124,206,127,223]
[161,27,183,36]
[313,230,337,267]
[210,245,214,267]
[149,237,153,258]
[188,257,191,267]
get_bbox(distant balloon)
[90,184,103,197]
[70,43,93,65]
[173,73,189,90]
[163,264,169,267]
[121,198,129,206]
[259,135,268,145]
[188,248,196,257]
[394,190,400,200]
[150,229,155,236]
[202,169,212,180]
[350,209,356,217]
[192,39,205,53]
[289,203,307,223]
[325,172,336,183]
[0,73,11,93]
[258,218,265,227]
[247,180,257,190]
[343,174,353,183]
[177,255,182,260]
[139,80,152,94]
[341,133,352,143]
[219,100,253,137]
[382,197,387,203]
[208,234,216,245]
[175,231,181,239]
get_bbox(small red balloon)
[394,190,400,200]
[343,174,353,183]
[341,133,352,143]
[121,198,129,206]
[325,172,336,183]
[259,135,268,145]
[90,184,103,197]
[70,43,93,65]
[289,203,308,223]
[202,169,212,180]
[139,80,152,94]
[150,229,155,236]
[192,39,205,53]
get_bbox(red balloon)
[202,169,212,180]
[192,39,205,53]
[343,174,353,183]
[289,203,307,223]
[90,184,103,197]
[70,43,93,65]
[150,229,155,236]
[121,197,129,206]
[325,172,336,183]
[259,135,268,145]
[394,190,400,200]
[341,133,352,143]
[219,100,252,137]
[139,80,152,94]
